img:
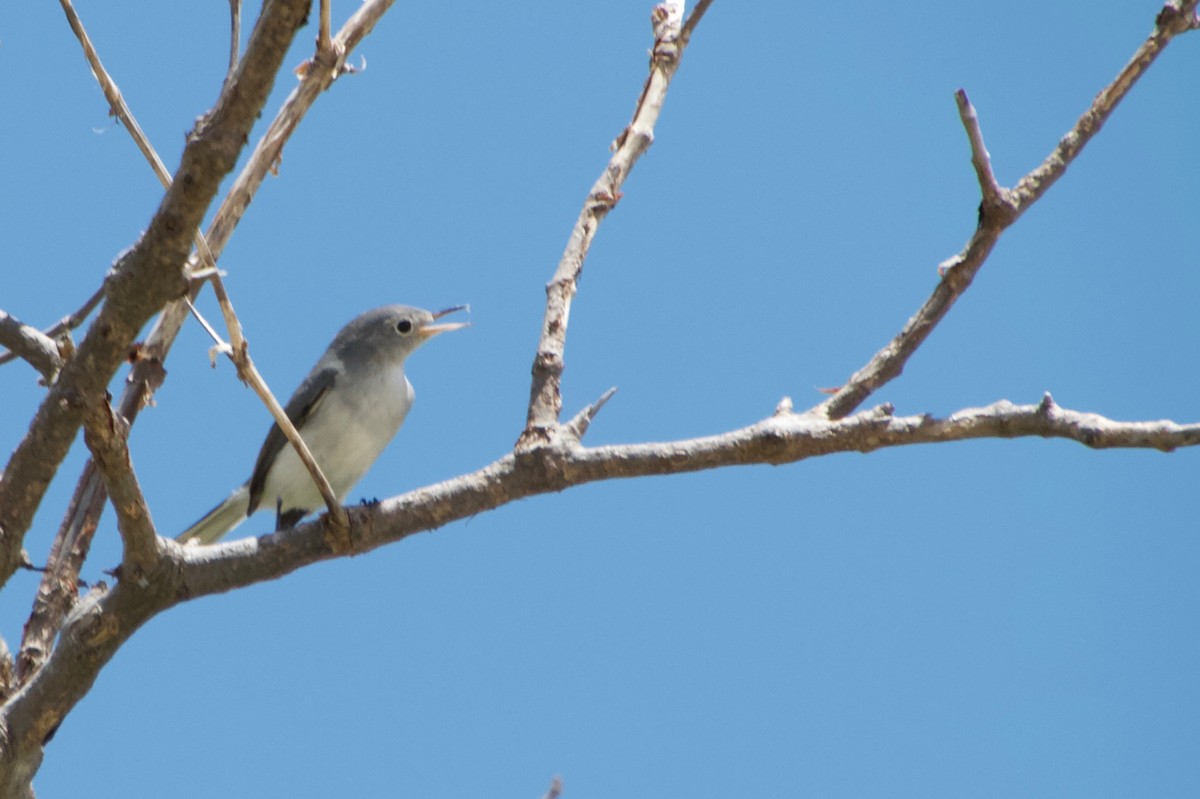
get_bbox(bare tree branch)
[1,2,1193,794]
[955,89,1005,207]
[57,0,173,195]
[519,1,709,448]
[6,386,1194,787]
[0,312,64,385]
[59,0,350,541]
[0,0,313,717]
[16,462,105,685]
[71,395,1200,612]
[817,0,1200,421]
[206,0,395,258]
[79,391,161,574]
[679,0,714,43]
[563,387,618,444]
[0,287,101,371]
[12,0,400,695]
[1011,0,1200,209]
[0,3,314,780]
[186,298,349,539]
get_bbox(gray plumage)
[177,304,466,545]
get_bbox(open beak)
[419,304,471,338]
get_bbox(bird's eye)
[396,319,413,335]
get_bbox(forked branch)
[817,0,1200,421]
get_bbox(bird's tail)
[177,484,251,545]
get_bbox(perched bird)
[177,304,467,544]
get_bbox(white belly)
[259,367,414,514]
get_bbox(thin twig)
[58,0,170,187]
[564,387,618,443]
[816,0,1199,421]
[954,89,1006,209]
[60,0,222,276]
[184,298,347,534]
[318,0,333,54]
[518,0,711,449]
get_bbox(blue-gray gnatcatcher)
[177,304,467,545]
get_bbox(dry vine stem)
[0,1,1197,795]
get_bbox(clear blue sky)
[3,2,1199,796]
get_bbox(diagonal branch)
[57,0,170,192]
[60,0,357,542]
[187,299,348,537]
[816,0,1199,421]
[13,0,398,687]
[1011,0,1200,209]
[518,0,712,448]
[0,0,311,637]
[79,390,161,574]
[0,1,315,787]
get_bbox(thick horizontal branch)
[8,392,1194,764]
[184,396,1200,597]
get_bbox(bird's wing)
[246,366,338,515]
